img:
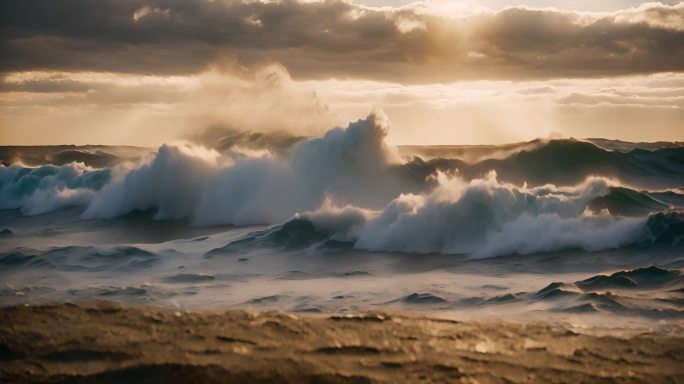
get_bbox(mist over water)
[1,114,683,327]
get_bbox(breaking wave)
[213,179,683,258]
[0,162,110,215]
[1,112,683,257]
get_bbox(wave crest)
[0,162,109,214]
[298,173,654,257]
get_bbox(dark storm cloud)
[1,0,683,81]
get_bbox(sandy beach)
[1,302,682,383]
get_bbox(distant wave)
[417,139,684,189]
[0,145,149,168]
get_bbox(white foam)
[303,172,645,257]
[82,112,400,224]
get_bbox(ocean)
[1,115,683,329]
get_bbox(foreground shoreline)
[1,302,682,383]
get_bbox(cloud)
[1,0,683,81]
[3,68,683,146]
[0,63,338,145]
[307,73,684,144]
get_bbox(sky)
[1,0,683,145]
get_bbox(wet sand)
[1,302,683,383]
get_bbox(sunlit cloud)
[0,64,337,145]
[2,66,682,145]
